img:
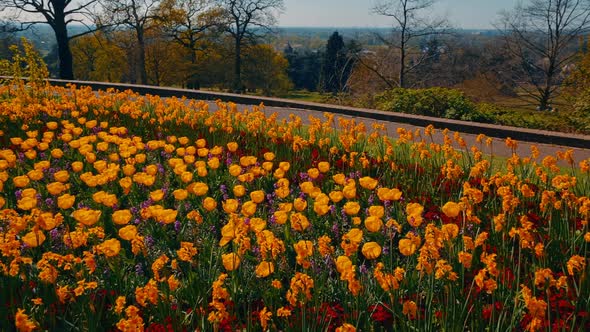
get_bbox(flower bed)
[0,83,589,331]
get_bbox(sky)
[279,0,516,29]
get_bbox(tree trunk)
[234,38,243,93]
[53,13,74,79]
[137,29,148,85]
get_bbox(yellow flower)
[361,242,382,259]
[335,323,356,332]
[368,205,384,218]
[173,189,188,201]
[97,238,121,257]
[118,225,138,241]
[290,212,310,232]
[17,197,37,210]
[359,176,378,190]
[329,190,344,203]
[72,161,84,172]
[318,161,330,173]
[335,255,352,274]
[233,185,246,197]
[227,142,238,152]
[241,200,257,217]
[203,197,218,211]
[333,173,346,185]
[307,168,320,179]
[13,175,30,188]
[192,182,209,196]
[22,229,46,247]
[293,197,308,211]
[406,203,424,227]
[37,212,63,230]
[112,210,133,225]
[229,164,242,176]
[250,190,265,204]
[399,239,417,256]
[441,201,461,218]
[53,170,70,182]
[47,182,68,196]
[343,201,361,216]
[255,261,275,277]
[223,199,239,213]
[222,253,241,271]
[150,189,165,202]
[72,209,102,227]
[364,216,383,233]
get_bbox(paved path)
[219,102,590,166]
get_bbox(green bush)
[373,87,493,122]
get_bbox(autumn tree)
[71,32,127,82]
[0,0,103,79]
[499,0,590,111]
[370,0,449,88]
[103,0,162,84]
[158,0,223,87]
[216,0,284,93]
[242,44,291,95]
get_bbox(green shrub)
[373,87,492,122]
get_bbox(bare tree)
[371,0,449,88]
[216,0,284,93]
[499,0,590,111]
[0,0,103,79]
[104,0,162,84]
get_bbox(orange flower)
[222,199,239,213]
[250,190,265,204]
[222,253,241,271]
[343,201,360,216]
[361,242,382,260]
[567,255,586,276]
[335,323,356,332]
[118,225,138,241]
[202,197,217,212]
[15,308,37,332]
[233,185,246,197]
[402,300,417,319]
[405,203,424,227]
[364,216,383,233]
[255,261,275,277]
[399,238,417,256]
[241,200,257,217]
[72,208,102,227]
[359,176,378,190]
[112,210,133,225]
[318,161,330,173]
[290,213,310,232]
[22,228,46,247]
[13,175,30,188]
[173,189,188,201]
[441,201,461,218]
[97,238,121,257]
[57,193,75,209]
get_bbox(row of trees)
[0,0,285,92]
[2,0,590,111]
